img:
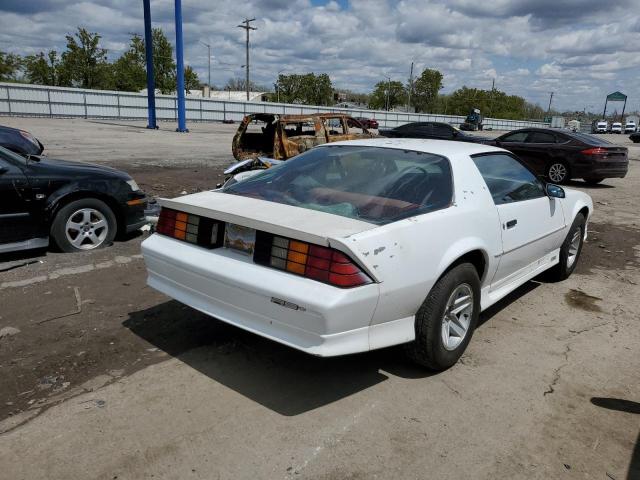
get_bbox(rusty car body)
[231,113,374,161]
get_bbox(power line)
[237,18,257,101]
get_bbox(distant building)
[139,87,267,102]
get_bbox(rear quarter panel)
[332,154,502,326]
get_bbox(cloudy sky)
[1,0,639,112]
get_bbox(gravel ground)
[0,117,638,480]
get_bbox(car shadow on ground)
[564,180,614,190]
[123,280,540,416]
[590,397,640,479]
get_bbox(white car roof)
[324,138,505,158]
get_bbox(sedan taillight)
[254,232,372,288]
[581,147,608,155]
[156,207,224,248]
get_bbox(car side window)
[432,124,453,138]
[499,132,528,142]
[527,132,556,143]
[472,154,546,205]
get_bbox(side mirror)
[546,183,565,199]
[0,166,8,175]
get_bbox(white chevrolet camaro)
[142,139,593,370]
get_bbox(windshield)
[223,145,453,224]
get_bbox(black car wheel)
[546,162,569,184]
[406,263,480,370]
[51,198,117,252]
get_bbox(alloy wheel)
[441,284,473,351]
[548,163,568,183]
[567,228,582,268]
[65,208,109,250]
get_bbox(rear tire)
[406,263,480,370]
[51,198,117,253]
[546,213,585,281]
[583,177,604,185]
[546,161,570,184]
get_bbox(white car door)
[472,153,566,289]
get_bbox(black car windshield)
[223,145,453,224]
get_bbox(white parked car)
[611,122,622,134]
[624,121,636,133]
[595,121,608,133]
[142,139,593,370]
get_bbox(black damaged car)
[0,145,147,254]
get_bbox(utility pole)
[277,69,285,103]
[407,62,414,112]
[488,78,495,117]
[385,75,391,111]
[237,18,257,101]
[547,91,554,114]
[200,41,211,89]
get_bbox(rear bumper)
[572,161,628,179]
[142,234,380,356]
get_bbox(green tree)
[0,51,22,81]
[183,65,200,93]
[112,29,177,94]
[24,51,63,86]
[112,34,146,92]
[368,80,406,110]
[150,28,176,94]
[60,27,113,89]
[274,73,333,105]
[411,68,443,113]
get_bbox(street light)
[200,41,211,89]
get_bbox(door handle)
[506,219,518,229]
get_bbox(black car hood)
[33,157,131,180]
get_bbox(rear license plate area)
[224,223,256,256]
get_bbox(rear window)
[570,132,612,145]
[223,145,453,224]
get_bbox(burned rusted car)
[232,113,374,161]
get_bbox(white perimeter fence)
[0,82,549,131]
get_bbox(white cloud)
[1,0,640,111]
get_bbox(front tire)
[547,213,585,281]
[406,263,480,370]
[51,198,117,252]
[546,161,570,184]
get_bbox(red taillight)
[254,234,372,288]
[581,147,608,155]
[156,207,223,248]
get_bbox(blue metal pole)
[174,0,188,132]
[143,0,157,129]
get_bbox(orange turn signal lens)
[289,240,309,254]
[287,250,307,264]
[174,229,186,240]
[176,212,188,222]
[286,261,305,275]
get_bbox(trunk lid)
[159,190,378,245]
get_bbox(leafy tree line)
[1,27,199,94]
[366,68,546,120]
